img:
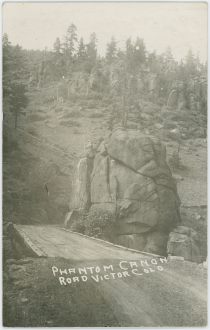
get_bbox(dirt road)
[8,224,207,327]
[4,254,207,327]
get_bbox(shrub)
[168,150,180,170]
[55,106,63,113]
[70,208,116,241]
[62,110,81,119]
[60,119,81,127]
[71,218,86,234]
[84,209,116,241]
[88,112,103,118]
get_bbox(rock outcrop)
[167,226,201,263]
[69,128,181,255]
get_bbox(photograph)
[2,1,208,327]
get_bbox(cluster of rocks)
[69,128,183,256]
[167,226,202,263]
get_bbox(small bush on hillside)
[55,106,63,113]
[66,92,79,103]
[84,209,116,241]
[168,148,186,171]
[86,91,103,101]
[89,112,103,118]
[102,96,112,105]
[71,218,86,234]
[168,150,180,170]
[86,97,103,108]
[38,88,57,104]
[62,110,81,119]
[60,119,81,127]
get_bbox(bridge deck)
[13,224,156,260]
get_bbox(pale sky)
[2,2,208,62]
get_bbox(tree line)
[3,23,207,128]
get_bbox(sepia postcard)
[2,1,208,327]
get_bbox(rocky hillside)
[3,88,207,262]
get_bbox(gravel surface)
[3,257,207,327]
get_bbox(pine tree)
[77,37,86,59]
[86,33,97,72]
[87,33,97,59]
[53,37,61,54]
[185,49,197,75]
[125,37,134,64]
[106,37,117,63]
[3,34,28,128]
[64,23,78,58]
[133,37,146,66]
[3,34,12,100]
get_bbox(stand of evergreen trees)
[3,23,207,128]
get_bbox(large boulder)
[69,128,181,255]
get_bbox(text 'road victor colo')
[51,257,168,285]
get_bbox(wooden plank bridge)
[13,224,156,260]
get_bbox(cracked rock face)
[71,128,181,255]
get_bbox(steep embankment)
[3,91,110,226]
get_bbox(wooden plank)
[13,224,47,257]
